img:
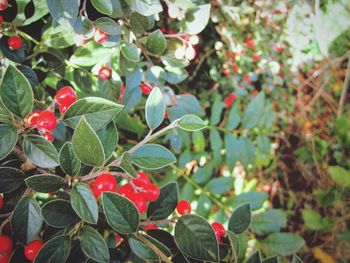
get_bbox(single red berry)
[211,222,226,240]
[8,35,22,50]
[26,110,42,127]
[133,172,150,187]
[117,183,134,197]
[0,255,10,263]
[94,29,109,43]
[126,192,147,213]
[140,83,152,95]
[164,111,169,119]
[59,104,69,114]
[55,86,77,108]
[36,110,56,132]
[119,84,125,103]
[176,200,191,215]
[224,93,237,108]
[252,53,261,62]
[42,132,54,142]
[91,173,117,199]
[98,67,112,80]
[245,37,256,49]
[0,194,3,210]
[24,240,44,261]
[143,224,158,231]
[222,68,230,76]
[115,234,121,246]
[141,183,160,202]
[0,0,8,11]
[0,235,12,256]
[0,16,4,24]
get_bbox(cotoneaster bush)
[0,0,305,263]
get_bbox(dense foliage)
[0,0,349,262]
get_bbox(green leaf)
[175,214,219,262]
[119,152,137,178]
[0,65,33,118]
[130,12,149,34]
[41,199,79,228]
[169,94,205,121]
[226,191,268,211]
[129,0,162,16]
[23,135,59,168]
[0,124,17,160]
[0,167,24,193]
[11,197,43,243]
[121,42,140,62]
[59,142,81,176]
[25,174,65,193]
[71,183,99,224]
[238,136,256,165]
[210,94,224,126]
[328,166,350,187]
[131,144,176,170]
[96,121,119,159]
[302,209,332,231]
[0,36,25,63]
[147,182,179,220]
[101,192,140,234]
[179,114,206,131]
[262,255,279,263]
[183,5,211,35]
[251,209,287,234]
[91,0,113,16]
[145,87,165,130]
[73,16,95,39]
[63,97,123,130]
[46,0,79,28]
[128,235,159,261]
[79,225,110,263]
[261,233,305,256]
[228,203,252,234]
[142,234,172,258]
[227,101,241,131]
[292,254,303,263]
[34,235,71,263]
[246,250,262,263]
[207,177,234,195]
[196,195,212,218]
[72,116,105,167]
[242,92,265,129]
[225,133,239,170]
[227,231,239,261]
[145,29,167,55]
[0,100,13,123]
[95,17,121,35]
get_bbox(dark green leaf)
[145,29,166,55]
[226,191,268,211]
[41,199,79,228]
[262,255,279,263]
[261,233,305,256]
[96,121,119,159]
[73,68,93,93]
[73,16,95,39]
[175,214,219,262]
[147,182,178,220]
[11,197,43,243]
[121,42,140,62]
[228,203,252,234]
[91,0,113,16]
[101,192,140,234]
[142,234,172,258]
[46,0,79,28]
[0,65,33,118]
[131,144,176,169]
[207,177,234,195]
[130,12,149,34]
[0,167,24,193]
[210,94,224,126]
[128,235,159,261]
[0,99,13,123]
[59,142,81,176]
[34,235,71,263]
[246,250,262,263]
[17,65,39,89]
[25,174,65,193]
[119,152,137,178]
[227,231,239,262]
[71,183,99,224]
[145,87,165,130]
[95,17,121,35]
[179,114,206,131]
[226,102,241,131]
[23,135,59,168]
[72,116,105,167]
[0,124,17,160]
[251,209,287,234]
[242,92,265,129]
[79,225,110,263]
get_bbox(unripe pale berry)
[24,240,44,261]
[176,200,191,215]
[8,35,22,49]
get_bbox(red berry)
[117,183,134,196]
[115,234,121,246]
[252,53,261,62]
[0,194,3,210]
[164,111,169,119]
[0,16,3,24]
[126,192,147,213]
[55,86,77,108]
[36,110,56,132]
[98,67,112,80]
[59,104,69,114]
[0,235,12,256]
[211,222,226,240]
[90,173,117,199]
[176,200,191,215]
[119,84,125,103]
[26,110,42,127]
[143,224,158,231]
[245,37,256,49]
[24,240,44,261]
[42,132,54,142]
[0,0,8,11]
[141,83,152,95]
[133,172,150,187]
[0,255,10,263]
[141,183,160,202]
[224,93,237,108]
[94,29,109,43]
[8,35,22,50]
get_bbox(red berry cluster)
[25,86,77,142]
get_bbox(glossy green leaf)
[95,17,121,35]
[46,0,79,28]
[73,16,95,39]
[71,183,99,224]
[128,235,159,261]
[59,142,81,176]
[130,12,149,34]
[96,121,119,159]
[227,101,241,131]
[227,230,239,262]
[145,87,165,130]
[183,4,211,35]
[261,233,305,256]
[147,182,179,220]
[41,199,79,228]
[0,100,13,123]
[121,42,140,62]
[0,124,17,160]
[131,144,176,169]
[0,65,33,118]
[23,135,59,168]
[175,214,219,262]
[119,152,137,178]
[207,177,234,195]
[11,197,43,243]
[145,29,166,55]
[25,174,65,193]
[251,209,287,234]
[79,225,110,263]
[228,203,252,234]
[91,0,113,15]
[0,167,24,193]
[102,192,140,234]
[242,92,265,129]
[179,114,206,131]
[129,0,162,16]
[72,116,105,167]
[34,235,71,263]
